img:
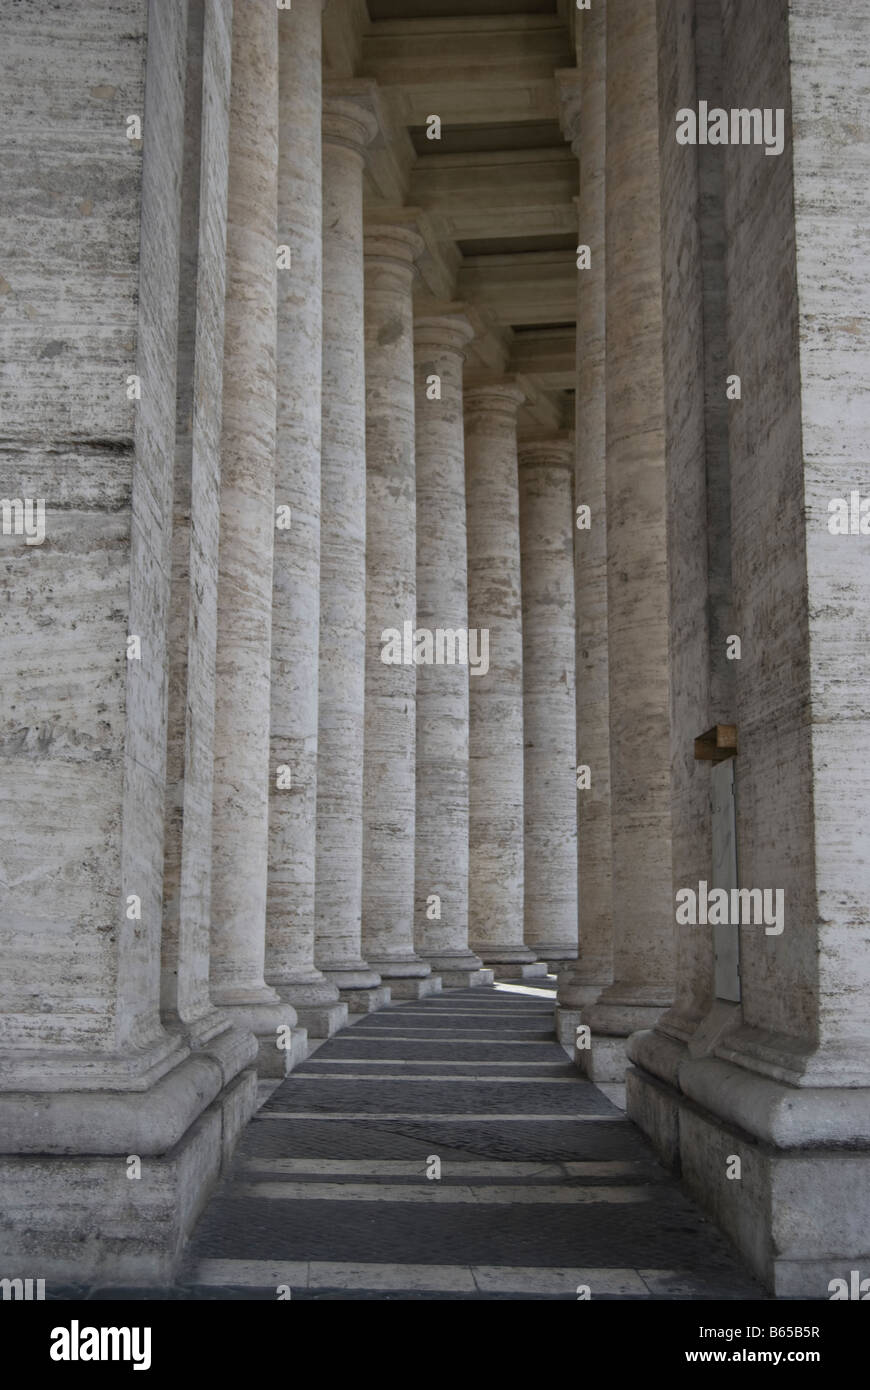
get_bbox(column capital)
[414,308,475,355]
[518,432,576,469]
[464,375,526,417]
[364,219,425,271]
[322,79,384,155]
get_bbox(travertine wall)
[586,0,674,1052]
[361,222,433,993]
[656,0,717,1037]
[0,0,184,1067]
[519,438,578,964]
[720,0,814,1048]
[2,0,869,1299]
[266,0,346,1039]
[557,0,613,1035]
[163,0,233,1033]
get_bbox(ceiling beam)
[509,326,576,390]
[458,251,576,328]
[410,147,576,243]
[360,15,573,126]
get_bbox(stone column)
[466,381,544,979]
[265,0,346,1040]
[414,311,488,988]
[518,436,579,968]
[161,0,255,1083]
[210,0,305,1074]
[580,0,674,1077]
[625,0,733,1115]
[629,0,870,1298]
[361,221,438,1000]
[314,85,388,1012]
[0,0,252,1283]
[555,1,615,1047]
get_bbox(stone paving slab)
[178,984,765,1300]
[237,1116,649,1162]
[258,1079,620,1115]
[186,1191,752,1273]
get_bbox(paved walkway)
[181,985,764,1300]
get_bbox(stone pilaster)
[161,0,256,1085]
[414,312,488,989]
[265,0,347,1040]
[361,221,438,1000]
[518,436,579,969]
[465,381,544,979]
[210,0,305,1075]
[625,0,731,1121]
[555,2,615,1048]
[314,85,389,1012]
[580,0,674,1078]
[629,0,870,1297]
[0,0,255,1283]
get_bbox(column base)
[321,960,383,991]
[269,974,349,1040]
[556,975,605,1009]
[340,984,392,1013]
[422,949,489,989]
[210,994,307,1079]
[321,959,391,1013]
[365,952,438,999]
[475,942,538,966]
[0,1060,257,1285]
[571,992,671,1078]
[294,1001,348,1038]
[574,1032,631,1083]
[441,967,495,989]
[626,1026,870,1296]
[555,1006,582,1049]
[528,944,576,970]
[492,960,549,980]
[387,975,443,1000]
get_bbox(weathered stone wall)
[787,0,870,1069]
[163,0,233,1029]
[0,0,186,1061]
[721,0,816,1048]
[656,0,716,1033]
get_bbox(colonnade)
[556,0,870,1297]
[3,0,868,1300]
[0,0,578,1281]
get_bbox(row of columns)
[555,0,870,1294]
[557,0,675,1067]
[204,0,580,1066]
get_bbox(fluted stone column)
[161,0,256,1086]
[466,382,544,979]
[0,0,258,1283]
[414,312,488,988]
[265,0,346,1040]
[556,1,615,1048]
[211,0,305,1074]
[361,222,438,1000]
[518,436,579,968]
[581,0,674,1078]
[314,86,388,1011]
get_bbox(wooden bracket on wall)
[694,724,738,763]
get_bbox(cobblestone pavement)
[167,984,766,1301]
